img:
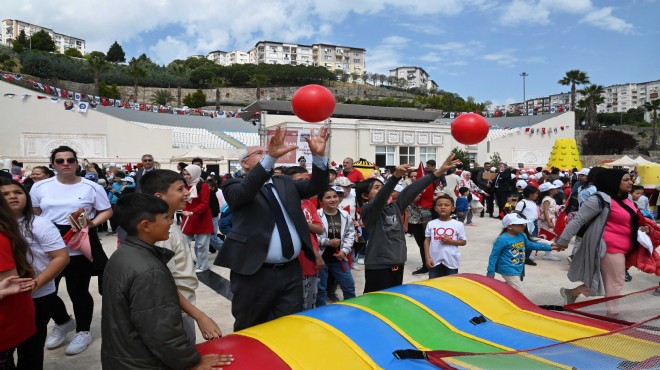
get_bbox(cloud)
[419,53,443,62]
[399,23,445,36]
[580,7,634,33]
[149,36,196,65]
[499,0,551,25]
[482,50,519,66]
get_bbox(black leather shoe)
[412,267,428,275]
[524,259,537,266]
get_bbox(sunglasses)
[143,159,153,162]
[54,158,77,165]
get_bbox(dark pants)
[483,189,495,215]
[230,261,303,331]
[15,293,58,370]
[109,204,119,232]
[429,263,458,278]
[407,223,427,264]
[495,190,510,216]
[364,265,404,293]
[51,256,94,332]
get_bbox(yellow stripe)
[337,301,429,350]
[237,315,379,370]
[415,277,660,361]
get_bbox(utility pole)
[520,72,529,126]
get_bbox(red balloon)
[451,113,490,145]
[291,84,336,122]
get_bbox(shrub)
[582,129,637,154]
[182,89,207,108]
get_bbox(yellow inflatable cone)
[547,138,582,170]
[353,158,377,179]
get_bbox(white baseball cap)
[332,185,345,194]
[539,182,559,192]
[394,184,404,192]
[552,179,564,187]
[502,213,529,228]
[520,173,529,180]
[334,177,354,187]
[577,168,590,176]
[516,180,528,189]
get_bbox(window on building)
[353,59,360,63]
[375,146,395,167]
[399,146,415,165]
[419,147,436,164]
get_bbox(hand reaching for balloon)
[267,126,298,159]
[304,126,330,156]
[434,154,461,177]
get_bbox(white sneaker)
[45,316,75,349]
[542,253,561,261]
[356,258,365,265]
[65,331,93,355]
[352,264,361,271]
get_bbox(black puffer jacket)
[101,236,200,369]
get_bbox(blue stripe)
[298,304,414,368]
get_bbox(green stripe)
[349,294,499,353]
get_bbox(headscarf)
[595,168,639,250]
[185,164,202,203]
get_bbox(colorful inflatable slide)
[197,273,660,369]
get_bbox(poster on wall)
[266,129,312,168]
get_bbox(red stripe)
[196,334,290,370]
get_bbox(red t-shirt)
[298,200,322,276]
[0,232,36,351]
[339,169,365,183]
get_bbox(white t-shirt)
[424,219,466,269]
[20,216,67,298]
[30,177,111,225]
[515,199,539,234]
[31,177,111,256]
[156,224,198,306]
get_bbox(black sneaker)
[625,270,632,282]
[412,267,428,275]
[524,259,537,266]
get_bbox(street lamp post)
[520,72,529,126]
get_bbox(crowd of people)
[1,133,659,369]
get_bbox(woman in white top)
[536,182,561,261]
[30,146,112,356]
[1,178,69,370]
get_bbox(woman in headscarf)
[181,165,214,273]
[459,170,487,226]
[556,169,641,315]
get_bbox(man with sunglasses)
[134,154,155,192]
[214,126,329,331]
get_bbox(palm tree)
[210,76,227,110]
[378,74,387,86]
[249,74,269,101]
[578,84,605,130]
[86,52,109,96]
[370,73,379,86]
[643,99,660,149]
[151,89,173,106]
[169,61,188,106]
[127,62,148,102]
[558,69,590,123]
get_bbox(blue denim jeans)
[187,234,210,271]
[210,216,223,251]
[316,259,356,307]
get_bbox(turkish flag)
[125,163,133,172]
[415,161,435,209]
[538,227,557,241]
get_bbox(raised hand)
[435,153,461,176]
[394,164,413,178]
[304,126,330,156]
[267,126,298,159]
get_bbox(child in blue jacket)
[487,213,564,292]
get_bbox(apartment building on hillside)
[597,80,660,113]
[254,41,314,66]
[312,43,366,73]
[389,66,430,90]
[1,19,85,54]
[207,50,227,65]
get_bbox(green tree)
[210,76,227,109]
[64,48,83,58]
[12,30,29,53]
[127,61,148,101]
[582,129,637,154]
[643,99,660,149]
[0,53,17,72]
[578,84,605,130]
[450,147,470,166]
[29,30,56,52]
[168,60,189,106]
[558,69,590,124]
[489,152,502,167]
[151,89,173,106]
[106,41,126,63]
[249,73,269,101]
[85,51,109,95]
[98,81,121,99]
[182,89,207,108]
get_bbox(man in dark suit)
[214,126,328,331]
[134,154,155,192]
[494,162,515,218]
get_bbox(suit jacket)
[214,162,328,275]
[134,168,151,192]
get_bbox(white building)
[597,80,660,113]
[427,80,439,91]
[207,50,227,65]
[1,19,85,54]
[312,43,366,73]
[254,41,314,66]
[226,50,252,65]
[389,67,430,90]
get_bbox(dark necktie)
[264,183,294,259]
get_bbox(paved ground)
[42,215,659,369]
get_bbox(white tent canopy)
[633,156,656,165]
[605,155,638,167]
[171,145,224,162]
